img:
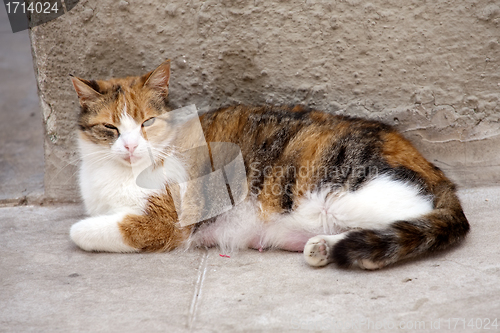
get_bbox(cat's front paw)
[304,236,333,267]
[70,214,138,253]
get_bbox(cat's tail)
[331,181,470,269]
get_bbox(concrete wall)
[30,0,500,202]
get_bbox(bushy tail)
[331,181,470,268]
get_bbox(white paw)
[304,236,330,267]
[304,235,344,267]
[357,259,384,270]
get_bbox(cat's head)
[71,60,175,168]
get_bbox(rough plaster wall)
[30,0,500,201]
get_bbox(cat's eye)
[103,124,119,132]
[104,124,117,129]
[142,118,156,127]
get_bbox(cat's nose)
[124,143,138,154]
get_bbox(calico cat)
[69,59,469,270]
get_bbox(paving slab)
[0,187,499,332]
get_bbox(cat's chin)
[120,155,143,166]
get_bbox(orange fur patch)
[119,191,192,251]
[381,131,444,187]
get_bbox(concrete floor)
[1,6,500,333]
[0,189,499,332]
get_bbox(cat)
[69,59,469,270]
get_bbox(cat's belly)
[193,226,315,252]
[280,232,319,252]
[189,198,342,252]
[248,232,316,252]
[189,193,344,252]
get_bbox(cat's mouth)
[123,154,141,164]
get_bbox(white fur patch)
[70,213,138,252]
[324,175,433,230]
[78,138,154,215]
[188,199,262,253]
[304,234,345,266]
[116,113,143,155]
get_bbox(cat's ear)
[70,75,103,103]
[142,59,171,95]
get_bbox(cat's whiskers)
[148,146,181,165]
[77,150,119,171]
[46,151,115,186]
[46,152,88,185]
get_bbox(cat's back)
[200,104,394,145]
[199,104,447,195]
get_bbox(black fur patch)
[332,229,398,268]
[280,163,296,211]
[319,123,385,191]
[86,80,102,94]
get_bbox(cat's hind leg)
[302,175,433,269]
[303,177,469,270]
[304,233,385,270]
